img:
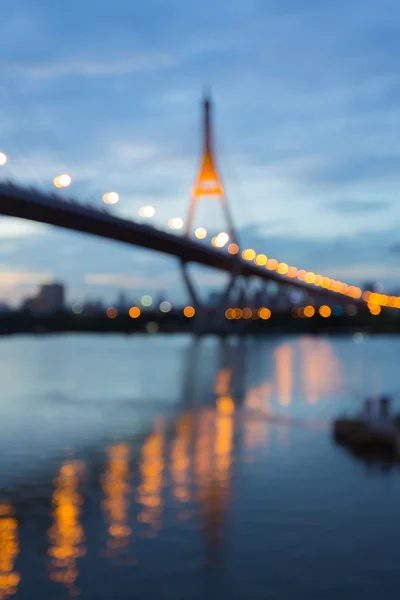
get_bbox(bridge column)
[180,259,243,336]
[180,91,242,336]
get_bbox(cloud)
[327,199,391,214]
[0,266,51,286]
[7,53,177,80]
[83,273,145,287]
[3,0,400,303]
[0,218,48,238]
[326,263,400,281]
[83,271,181,290]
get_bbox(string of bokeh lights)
[0,155,394,316]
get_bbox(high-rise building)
[38,283,65,313]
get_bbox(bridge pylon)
[184,92,237,243]
[181,92,240,335]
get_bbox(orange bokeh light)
[225,308,234,320]
[183,306,195,318]
[242,248,256,261]
[319,305,331,318]
[258,307,271,320]
[303,305,315,318]
[129,306,141,319]
[266,258,278,271]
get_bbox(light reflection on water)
[101,443,132,560]
[48,459,86,596]
[1,334,400,599]
[0,502,19,600]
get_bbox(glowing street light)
[228,243,239,255]
[54,174,72,188]
[195,227,207,239]
[168,217,184,230]
[214,232,229,247]
[103,192,119,204]
[139,205,155,218]
[0,152,7,166]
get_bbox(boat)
[333,396,400,457]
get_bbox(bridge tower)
[185,92,237,243]
[181,92,242,335]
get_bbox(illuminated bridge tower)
[185,93,237,243]
[181,92,241,334]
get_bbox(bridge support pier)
[180,260,243,336]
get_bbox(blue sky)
[1,0,400,306]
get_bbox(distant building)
[21,282,65,314]
[83,301,103,315]
[39,283,64,313]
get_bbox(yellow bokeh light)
[140,205,155,217]
[314,274,323,286]
[287,266,298,278]
[128,306,141,319]
[54,174,72,188]
[258,307,271,320]
[319,305,331,318]
[168,217,184,230]
[305,272,316,284]
[277,262,289,275]
[228,243,239,255]
[321,277,330,288]
[103,191,119,205]
[242,307,252,319]
[255,254,267,266]
[303,305,315,318]
[216,232,229,246]
[0,152,7,166]
[195,227,207,239]
[213,232,229,248]
[183,305,195,318]
[370,305,381,315]
[242,248,256,261]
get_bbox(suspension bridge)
[0,94,397,332]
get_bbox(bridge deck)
[0,182,354,303]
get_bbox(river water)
[1,333,400,599]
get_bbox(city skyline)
[2,0,400,306]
